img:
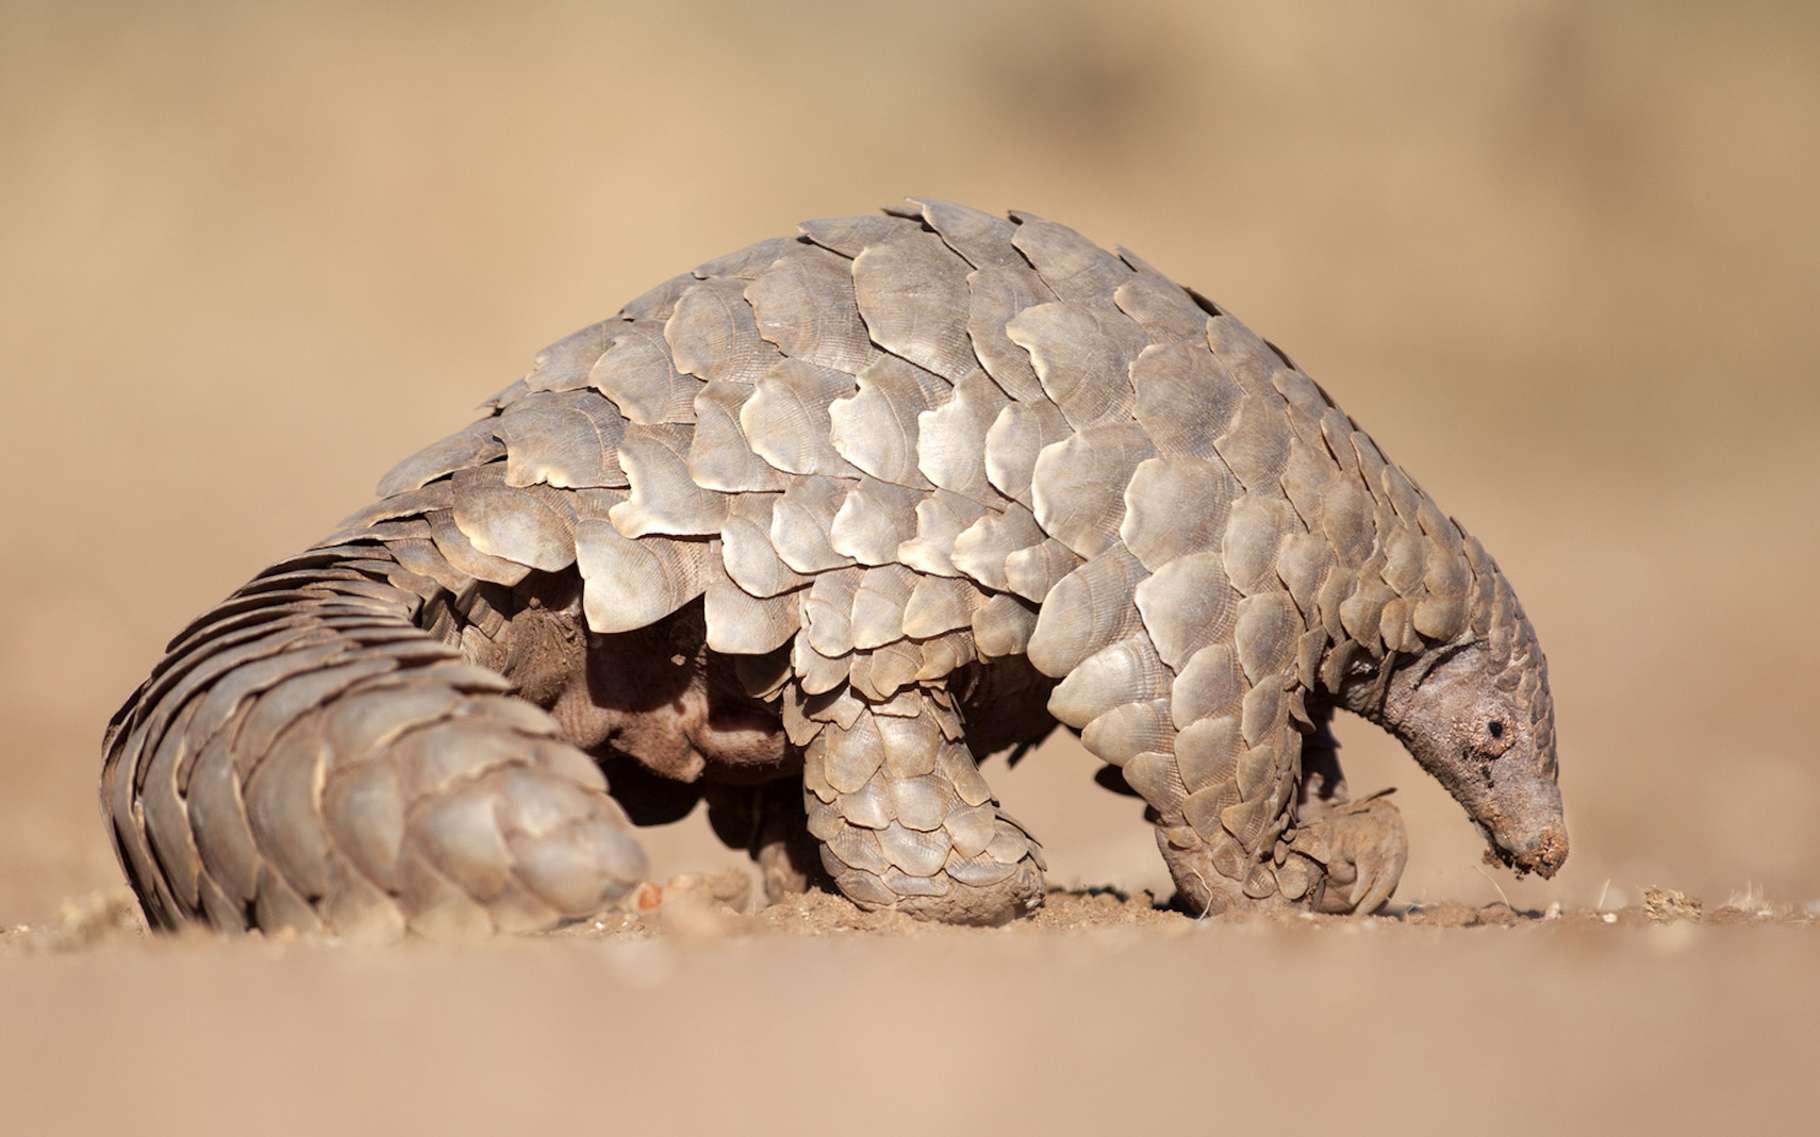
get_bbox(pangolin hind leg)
[798,685,1045,925]
[704,780,820,902]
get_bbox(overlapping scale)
[1133,552,1238,670]
[376,418,506,499]
[896,489,988,578]
[719,493,808,598]
[771,475,857,573]
[493,390,628,489]
[828,354,947,489]
[1131,338,1241,460]
[741,358,859,477]
[852,232,977,382]
[982,400,1070,508]
[1026,546,1147,678]
[799,213,919,258]
[848,564,918,650]
[1030,422,1155,557]
[1048,633,1170,729]
[522,321,614,393]
[576,522,710,634]
[1119,456,1237,571]
[666,277,783,387]
[1009,212,1133,303]
[828,477,921,565]
[688,380,785,493]
[746,245,875,375]
[911,197,1026,271]
[966,265,1054,402]
[450,466,576,572]
[916,369,1010,503]
[1004,302,1136,430]
[609,423,729,537]
[590,320,699,425]
[949,501,1044,591]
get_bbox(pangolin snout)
[1501,824,1569,879]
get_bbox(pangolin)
[101,199,1566,936]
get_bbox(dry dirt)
[3,885,1816,1135]
[3,2,1818,1133]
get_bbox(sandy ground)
[3,2,1818,1132]
[3,887,1816,1135]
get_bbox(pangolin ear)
[1407,640,1477,690]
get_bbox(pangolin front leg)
[1134,700,1408,917]
[796,685,1045,925]
[1288,796,1409,915]
[1280,708,1410,914]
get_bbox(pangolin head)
[1379,576,1567,879]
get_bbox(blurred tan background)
[3,0,1817,925]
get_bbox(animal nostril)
[1535,828,1569,876]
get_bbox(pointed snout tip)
[1512,826,1569,879]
